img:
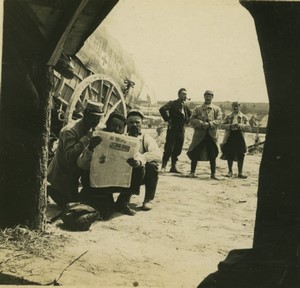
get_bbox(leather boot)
[161,159,167,173]
[170,160,180,173]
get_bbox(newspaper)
[89,131,140,188]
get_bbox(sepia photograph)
[0,0,299,287]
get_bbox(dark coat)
[221,111,251,145]
[48,119,91,199]
[159,99,191,130]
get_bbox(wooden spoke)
[99,80,103,101]
[103,85,114,112]
[87,84,94,101]
[77,99,84,109]
[65,74,127,124]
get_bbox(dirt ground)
[0,128,264,287]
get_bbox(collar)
[125,132,144,138]
[230,111,243,117]
[176,98,184,105]
[77,118,92,133]
[203,103,213,110]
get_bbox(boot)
[238,160,247,179]
[115,193,136,216]
[161,159,167,173]
[170,160,181,173]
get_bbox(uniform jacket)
[188,103,222,152]
[48,119,91,199]
[221,111,251,145]
[159,99,191,130]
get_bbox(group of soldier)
[160,88,251,180]
[47,88,251,221]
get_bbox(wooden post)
[0,0,52,230]
[0,0,3,101]
[198,1,300,287]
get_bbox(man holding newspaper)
[77,109,162,218]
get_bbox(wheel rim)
[65,73,127,125]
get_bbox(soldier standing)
[159,88,191,173]
[187,90,222,179]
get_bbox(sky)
[100,0,269,103]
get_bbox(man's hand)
[88,136,102,151]
[202,122,210,129]
[127,158,142,168]
[231,124,240,130]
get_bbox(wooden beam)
[0,0,3,100]
[47,0,89,66]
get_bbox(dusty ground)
[0,128,264,287]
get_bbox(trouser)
[190,132,218,175]
[48,185,78,209]
[79,189,115,220]
[227,153,245,174]
[116,161,159,205]
[162,128,185,167]
[191,159,216,175]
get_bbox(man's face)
[127,115,142,137]
[106,117,125,134]
[178,90,187,102]
[232,104,240,112]
[83,113,101,129]
[204,93,213,105]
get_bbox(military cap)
[204,90,214,96]
[84,100,104,115]
[127,109,145,119]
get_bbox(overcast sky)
[101,0,268,103]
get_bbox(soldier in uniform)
[47,100,104,208]
[221,101,251,178]
[77,112,127,219]
[159,88,191,173]
[187,90,222,179]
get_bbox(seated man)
[77,112,127,220]
[115,109,162,215]
[47,100,104,208]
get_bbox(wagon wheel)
[65,74,127,125]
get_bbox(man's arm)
[189,107,208,129]
[77,148,93,170]
[221,115,232,130]
[238,115,252,132]
[140,134,162,164]
[77,136,102,170]
[186,105,192,123]
[208,106,223,128]
[159,101,173,122]
[62,129,90,166]
[128,134,162,168]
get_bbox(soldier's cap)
[106,112,126,124]
[127,109,145,119]
[84,100,104,116]
[232,101,240,106]
[204,90,214,96]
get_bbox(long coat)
[221,111,251,145]
[187,103,222,154]
[47,119,91,201]
[159,99,191,130]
